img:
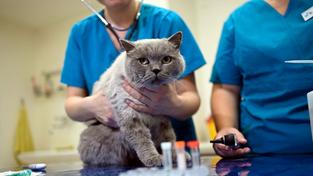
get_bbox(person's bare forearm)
[211,84,240,131]
[65,96,95,122]
[170,92,200,120]
[168,74,201,120]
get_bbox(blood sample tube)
[161,142,172,170]
[175,141,186,170]
[187,140,200,167]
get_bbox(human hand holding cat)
[89,91,118,128]
[123,79,181,116]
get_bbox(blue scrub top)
[61,4,206,141]
[211,0,313,153]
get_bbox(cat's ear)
[168,31,182,49]
[120,39,135,52]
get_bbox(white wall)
[29,14,88,151]
[0,13,89,168]
[0,17,35,168]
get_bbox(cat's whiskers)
[131,74,152,88]
[157,73,175,82]
[141,74,156,84]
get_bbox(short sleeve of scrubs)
[210,15,241,85]
[157,12,206,78]
[61,24,86,89]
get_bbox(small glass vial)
[161,142,172,170]
[175,141,186,170]
[187,140,200,168]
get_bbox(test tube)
[161,142,172,170]
[187,140,200,167]
[175,141,186,170]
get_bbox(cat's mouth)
[144,75,169,86]
[151,77,162,85]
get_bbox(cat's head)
[120,32,185,88]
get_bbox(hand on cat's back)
[88,91,118,128]
[123,79,180,116]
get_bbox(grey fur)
[78,32,185,167]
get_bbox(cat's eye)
[137,58,149,65]
[162,56,173,64]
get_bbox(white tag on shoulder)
[301,6,313,21]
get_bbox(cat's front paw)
[142,154,162,167]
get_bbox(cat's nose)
[152,69,161,75]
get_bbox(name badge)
[302,6,313,21]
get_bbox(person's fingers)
[214,144,232,157]
[215,143,229,151]
[241,147,251,153]
[217,146,238,157]
[123,82,151,105]
[231,148,249,156]
[139,86,157,95]
[125,99,156,115]
[235,132,247,144]
[107,118,119,128]
[214,144,250,158]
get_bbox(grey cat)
[78,32,185,167]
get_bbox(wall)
[29,14,88,151]
[0,17,35,168]
[0,11,90,169]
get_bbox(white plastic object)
[187,141,200,168]
[161,142,172,170]
[285,60,313,64]
[28,163,46,170]
[175,141,186,171]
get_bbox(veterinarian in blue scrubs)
[210,0,313,157]
[61,0,206,142]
